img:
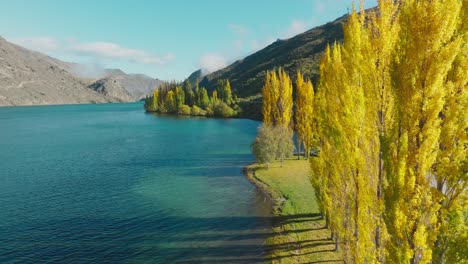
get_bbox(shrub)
[191,105,202,116]
[213,102,235,117]
[178,104,191,115]
[205,106,214,117]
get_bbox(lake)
[0,102,272,263]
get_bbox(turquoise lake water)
[0,102,272,263]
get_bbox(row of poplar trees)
[309,1,467,263]
[254,67,315,168]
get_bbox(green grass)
[246,159,342,264]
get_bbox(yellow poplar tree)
[386,1,463,263]
[152,89,159,111]
[356,1,401,261]
[432,2,468,261]
[295,71,315,159]
[312,43,349,254]
[341,6,376,262]
[313,1,466,263]
[262,71,280,125]
[277,67,293,128]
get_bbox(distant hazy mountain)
[197,12,350,98]
[88,72,161,101]
[0,36,160,106]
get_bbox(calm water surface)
[0,102,272,263]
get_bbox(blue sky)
[0,0,377,80]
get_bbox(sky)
[0,0,377,80]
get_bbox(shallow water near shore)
[0,102,272,263]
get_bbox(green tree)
[183,80,195,106]
[211,90,219,104]
[199,87,210,109]
[275,126,294,167]
[251,125,278,169]
[194,85,201,106]
[217,79,233,105]
[175,86,185,108]
[213,102,235,117]
[165,90,177,113]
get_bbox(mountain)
[88,72,161,101]
[0,36,114,106]
[0,36,160,106]
[197,12,349,98]
[185,69,203,87]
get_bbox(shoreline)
[243,163,286,215]
[243,160,342,263]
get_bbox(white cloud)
[69,63,107,79]
[198,53,227,74]
[314,2,326,13]
[10,37,60,53]
[233,39,244,50]
[69,42,173,65]
[285,20,308,38]
[251,38,275,52]
[228,24,249,35]
[8,36,174,66]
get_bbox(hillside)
[0,37,160,106]
[198,13,348,98]
[0,36,114,106]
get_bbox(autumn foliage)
[311,1,467,263]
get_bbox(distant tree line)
[144,79,239,117]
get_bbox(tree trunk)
[376,107,385,262]
[335,235,339,251]
[297,141,301,160]
[325,212,329,229]
[354,172,359,260]
[280,157,284,167]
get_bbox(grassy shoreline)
[244,160,342,264]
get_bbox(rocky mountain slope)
[0,37,160,106]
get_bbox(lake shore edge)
[243,163,285,214]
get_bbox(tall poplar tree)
[312,1,466,263]
[277,67,293,129]
[295,70,314,159]
[385,1,463,263]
